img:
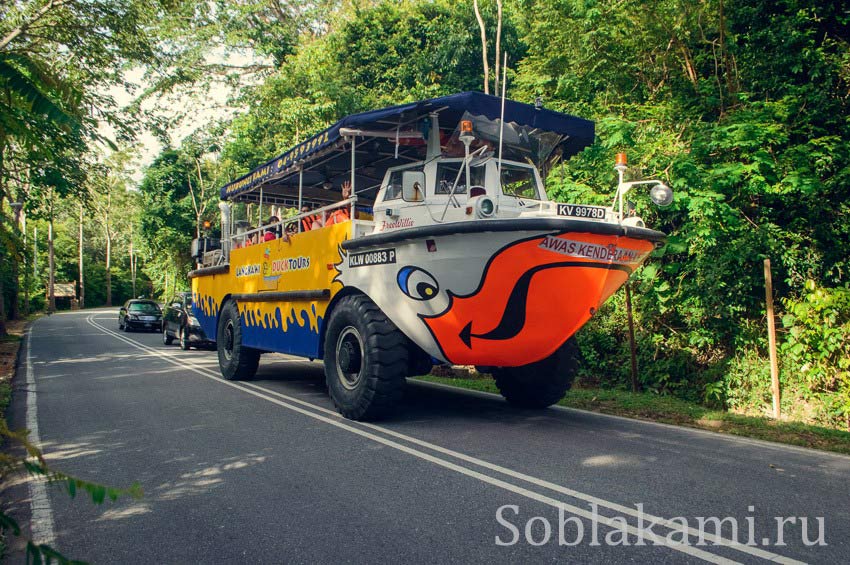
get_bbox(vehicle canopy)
[219,91,595,208]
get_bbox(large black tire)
[407,341,434,377]
[179,327,191,350]
[217,301,260,381]
[492,338,580,408]
[323,295,408,420]
[162,326,174,345]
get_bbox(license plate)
[557,204,607,219]
[141,316,155,321]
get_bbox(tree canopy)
[1,0,848,429]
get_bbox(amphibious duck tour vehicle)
[190,92,671,420]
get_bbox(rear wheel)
[217,301,260,380]
[324,295,407,420]
[179,327,190,350]
[162,326,173,345]
[492,338,580,408]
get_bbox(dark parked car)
[162,292,213,350]
[118,299,163,332]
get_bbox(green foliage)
[512,0,850,427]
[778,282,850,427]
[3,0,849,431]
[219,0,518,176]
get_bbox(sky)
[101,48,264,186]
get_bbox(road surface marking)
[86,315,804,564]
[25,326,57,546]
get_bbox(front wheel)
[492,338,580,408]
[217,301,260,381]
[179,327,191,350]
[323,295,408,420]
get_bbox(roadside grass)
[0,319,33,560]
[0,330,25,417]
[415,375,850,456]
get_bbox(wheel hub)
[223,321,234,361]
[338,341,361,373]
[336,327,364,390]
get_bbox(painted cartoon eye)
[397,266,439,301]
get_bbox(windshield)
[129,302,160,314]
[435,162,486,194]
[500,163,542,200]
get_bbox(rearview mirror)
[402,171,425,202]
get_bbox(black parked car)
[162,292,213,350]
[118,299,163,332]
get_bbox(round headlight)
[476,196,495,218]
[649,183,674,207]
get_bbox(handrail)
[229,197,359,247]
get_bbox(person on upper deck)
[263,216,283,242]
[326,181,353,225]
[301,206,316,232]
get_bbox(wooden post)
[625,282,639,393]
[764,259,781,418]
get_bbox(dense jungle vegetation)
[0,0,848,428]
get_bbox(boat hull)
[337,219,663,366]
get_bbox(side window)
[435,163,485,194]
[385,171,403,200]
[500,165,540,199]
[384,166,424,201]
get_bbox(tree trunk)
[494,0,502,94]
[0,273,5,336]
[48,212,56,313]
[8,203,22,320]
[79,201,85,309]
[104,190,112,307]
[0,141,7,334]
[130,234,136,298]
[0,197,6,335]
[473,0,490,94]
[22,214,29,316]
[105,234,112,307]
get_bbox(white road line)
[85,316,738,564]
[85,315,806,564]
[25,326,57,546]
[243,383,803,565]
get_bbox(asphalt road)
[4,309,849,564]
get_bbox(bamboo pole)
[764,259,781,418]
